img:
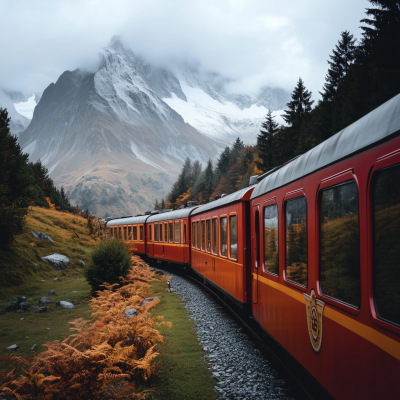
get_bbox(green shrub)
[85,238,131,295]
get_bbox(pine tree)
[161,198,165,209]
[0,108,33,249]
[256,110,279,171]
[154,199,160,210]
[281,78,314,161]
[217,147,231,176]
[321,31,357,102]
[203,159,214,201]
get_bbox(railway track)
[148,261,333,400]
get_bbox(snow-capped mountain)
[17,37,290,216]
[0,89,31,136]
[162,61,289,142]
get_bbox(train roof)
[192,185,255,216]
[251,93,400,200]
[106,215,150,226]
[147,206,199,223]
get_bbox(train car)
[190,186,255,308]
[249,94,400,399]
[146,206,198,265]
[106,215,150,255]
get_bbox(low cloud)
[0,0,368,99]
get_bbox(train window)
[149,225,152,241]
[128,226,132,241]
[140,225,143,241]
[184,223,187,243]
[123,227,127,240]
[264,204,279,275]
[133,226,137,241]
[220,217,228,257]
[175,222,180,243]
[169,222,173,243]
[285,197,307,286]
[119,227,122,238]
[230,215,237,260]
[320,181,360,307]
[212,218,218,254]
[206,220,211,252]
[192,222,195,247]
[201,221,205,250]
[154,224,158,242]
[196,221,200,249]
[255,210,260,269]
[164,223,168,242]
[372,164,400,326]
[109,228,113,236]
[159,224,163,242]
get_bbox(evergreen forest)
[161,0,400,210]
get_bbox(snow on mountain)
[14,94,37,119]
[162,62,289,143]
[0,89,31,136]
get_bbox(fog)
[0,0,368,99]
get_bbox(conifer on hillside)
[256,110,279,172]
[0,108,33,249]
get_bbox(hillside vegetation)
[0,206,98,292]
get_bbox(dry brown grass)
[0,257,171,400]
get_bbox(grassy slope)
[146,276,216,400]
[0,206,98,355]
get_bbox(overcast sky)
[0,0,369,99]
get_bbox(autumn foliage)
[0,256,171,399]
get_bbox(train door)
[147,224,154,257]
[252,205,260,303]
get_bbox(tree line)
[0,108,76,249]
[161,0,400,210]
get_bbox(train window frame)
[168,222,172,243]
[174,221,180,243]
[196,221,200,249]
[159,224,163,242]
[154,224,158,242]
[201,220,205,251]
[128,226,132,241]
[315,170,362,316]
[164,223,168,243]
[220,215,228,258]
[318,179,361,311]
[228,213,238,261]
[139,225,143,241]
[262,198,279,280]
[149,225,152,242]
[368,151,400,333]
[212,218,218,255]
[283,190,308,290]
[192,222,196,248]
[133,226,137,241]
[206,219,211,253]
[184,223,187,243]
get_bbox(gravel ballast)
[160,269,296,400]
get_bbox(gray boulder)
[47,290,56,295]
[31,230,53,241]
[35,306,47,313]
[140,296,161,307]
[124,308,137,318]
[42,253,69,271]
[39,297,54,304]
[19,301,30,310]
[6,344,19,351]
[31,344,38,351]
[18,296,27,302]
[59,301,75,309]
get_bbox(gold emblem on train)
[304,289,325,353]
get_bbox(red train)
[107,94,400,399]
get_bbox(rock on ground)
[6,344,19,351]
[59,301,75,309]
[35,306,48,313]
[31,230,53,241]
[0,296,30,314]
[125,308,137,318]
[39,297,54,304]
[42,253,70,271]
